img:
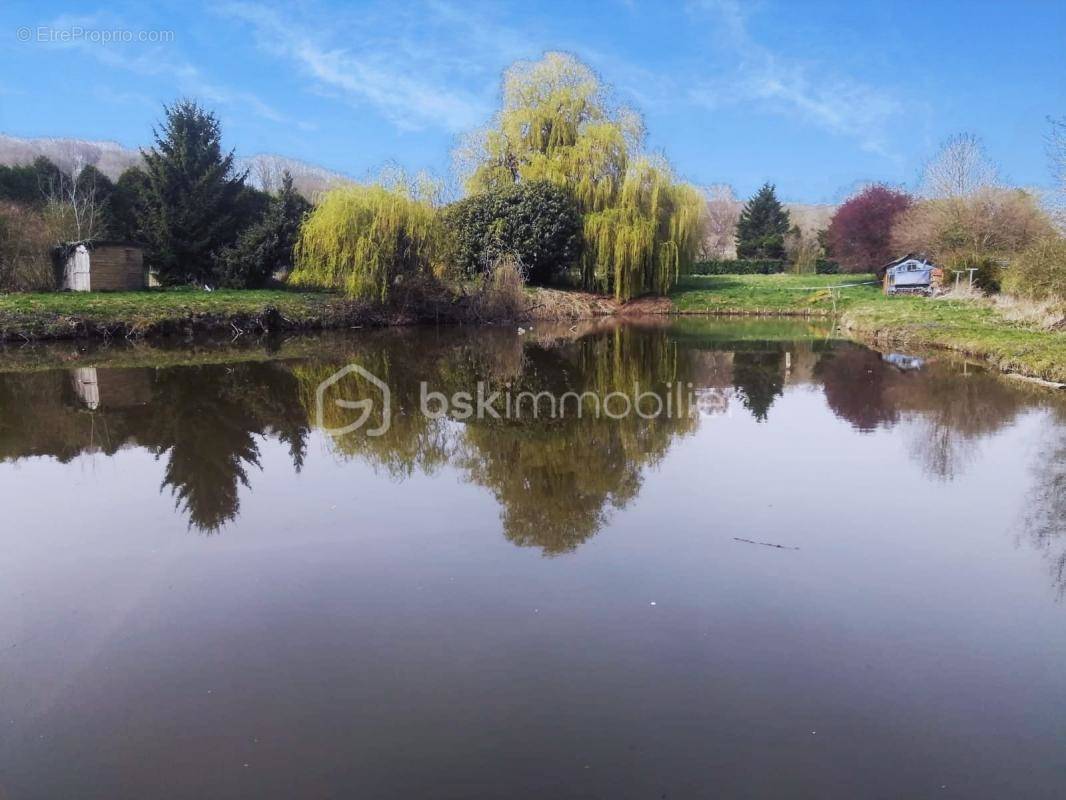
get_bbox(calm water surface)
[0,320,1064,799]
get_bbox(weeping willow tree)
[290,175,440,302]
[459,52,705,301]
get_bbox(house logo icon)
[315,364,391,438]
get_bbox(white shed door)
[72,367,100,410]
[71,248,91,292]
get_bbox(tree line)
[703,129,1066,305]
[291,53,706,304]
[0,100,310,292]
[2,53,1062,306]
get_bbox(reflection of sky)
[1,378,1064,797]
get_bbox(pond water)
[0,319,1064,799]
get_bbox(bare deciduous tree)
[248,154,287,194]
[701,184,740,258]
[892,187,1053,259]
[1050,117,1066,189]
[784,225,822,274]
[1048,116,1066,230]
[41,161,105,242]
[919,133,999,199]
[241,153,347,200]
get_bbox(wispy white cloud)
[40,11,290,125]
[218,1,513,133]
[687,0,902,157]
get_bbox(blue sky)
[1,0,1063,202]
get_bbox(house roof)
[54,239,145,262]
[877,253,936,278]
[66,239,145,250]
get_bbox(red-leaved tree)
[826,185,913,273]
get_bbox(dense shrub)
[291,183,440,302]
[442,181,581,285]
[690,259,840,276]
[217,173,310,288]
[942,252,1004,293]
[470,257,529,320]
[1001,238,1066,302]
[0,201,57,291]
[691,259,785,275]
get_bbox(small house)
[58,240,146,292]
[877,254,942,295]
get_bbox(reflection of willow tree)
[301,325,698,554]
[298,329,525,478]
[816,344,900,432]
[459,327,698,554]
[732,350,784,422]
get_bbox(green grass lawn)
[842,297,1066,383]
[671,273,1066,383]
[2,279,1063,383]
[671,273,884,314]
[0,286,343,320]
[0,286,369,341]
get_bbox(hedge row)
[690,259,840,275]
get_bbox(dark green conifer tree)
[736,183,790,259]
[140,100,247,284]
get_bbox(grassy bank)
[670,273,883,315]
[0,288,383,340]
[841,299,1066,384]
[670,274,1066,383]
[2,277,1062,383]
[0,284,620,342]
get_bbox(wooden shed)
[877,254,943,296]
[59,240,146,292]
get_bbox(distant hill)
[0,134,141,179]
[1,135,842,234]
[786,202,836,238]
[0,134,350,198]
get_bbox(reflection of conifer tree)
[250,362,311,472]
[732,351,784,422]
[146,366,262,532]
[141,362,309,533]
